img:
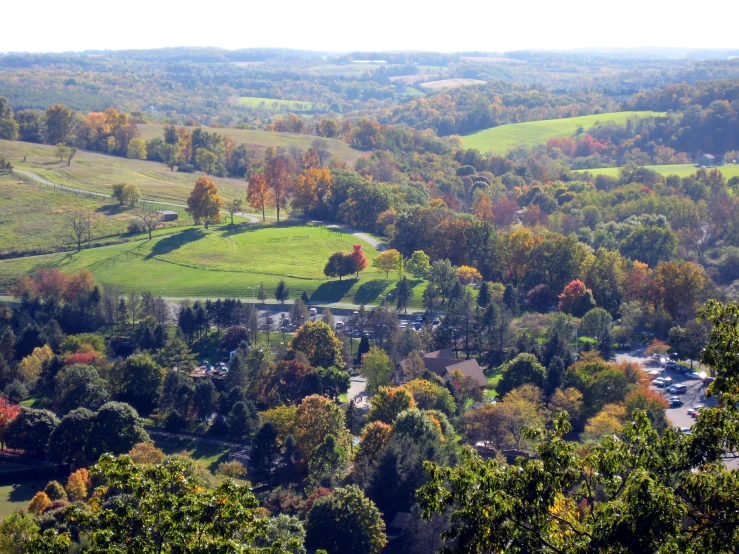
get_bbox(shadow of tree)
[219,223,266,238]
[311,279,358,303]
[95,204,128,215]
[353,279,391,305]
[144,228,204,259]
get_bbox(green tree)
[275,280,290,304]
[5,408,59,457]
[428,259,458,303]
[192,379,218,422]
[496,353,546,397]
[45,104,76,145]
[251,421,280,483]
[54,364,109,415]
[196,149,217,174]
[362,347,393,396]
[86,402,148,461]
[305,486,387,554]
[619,225,678,267]
[477,281,492,308]
[668,320,709,368]
[0,512,38,554]
[0,97,19,140]
[228,401,257,441]
[580,307,613,338]
[406,250,431,279]
[289,321,343,368]
[27,454,271,553]
[308,433,349,487]
[126,137,147,160]
[396,276,413,313]
[324,251,356,281]
[367,386,415,424]
[47,407,94,466]
[116,352,163,415]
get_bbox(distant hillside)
[137,125,362,164]
[574,163,739,180]
[463,111,666,153]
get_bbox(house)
[697,154,724,167]
[399,349,487,388]
[156,210,179,222]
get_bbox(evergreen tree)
[356,335,370,364]
[251,422,280,484]
[503,284,520,316]
[396,277,413,314]
[275,281,290,304]
[228,401,256,441]
[598,326,615,361]
[477,281,491,308]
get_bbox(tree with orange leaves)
[186,177,223,229]
[473,193,493,222]
[292,166,332,217]
[264,149,293,222]
[247,173,273,222]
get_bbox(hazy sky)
[2,0,737,53]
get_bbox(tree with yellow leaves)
[65,468,92,502]
[186,177,223,229]
[27,492,51,516]
[17,345,53,388]
[292,167,332,217]
[457,265,482,287]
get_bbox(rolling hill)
[462,111,666,153]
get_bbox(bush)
[163,410,188,433]
[216,460,246,478]
[128,220,147,234]
[4,380,28,402]
[177,164,195,173]
[44,481,68,501]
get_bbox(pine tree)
[251,422,280,484]
[477,281,491,308]
[504,284,520,316]
[396,277,413,314]
[598,326,615,361]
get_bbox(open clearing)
[462,111,666,153]
[0,223,428,308]
[420,78,486,90]
[575,163,739,180]
[237,96,318,112]
[137,125,361,165]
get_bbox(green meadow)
[237,96,318,112]
[0,223,428,308]
[574,163,739,180]
[462,111,666,153]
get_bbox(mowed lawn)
[463,111,666,153]
[0,480,48,518]
[0,224,428,307]
[575,163,739,180]
[137,125,362,165]
[237,96,318,112]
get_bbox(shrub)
[216,460,246,478]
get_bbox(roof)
[444,359,488,388]
[701,154,716,159]
[156,210,178,216]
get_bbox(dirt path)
[324,224,385,249]
[13,169,261,223]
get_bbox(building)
[697,154,724,167]
[156,210,179,222]
[399,349,487,388]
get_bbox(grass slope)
[237,96,317,112]
[0,480,47,517]
[0,223,428,307]
[137,125,361,164]
[574,163,739,180]
[463,111,666,153]
[420,78,486,89]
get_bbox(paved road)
[14,168,261,223]
[348,376,369,408]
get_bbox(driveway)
[348,376,369,408]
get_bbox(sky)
[2,0,738,54]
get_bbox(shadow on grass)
[311,279,358,303]
[145,228,204,259]
[95,204,129,216]
[220,223,267,238]
[7,480,47,504]
[353,279,391,305]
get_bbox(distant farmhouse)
[156,210,179,222]
[697,153,724,167]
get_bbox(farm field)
[420,78,486,90]
[463,111,666,153]
[0,223,428,308]
[137,125,361,164]
[237,96,318,112]
[574,163,739,180]
[306,63,389,76]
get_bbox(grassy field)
[462,111,666,153]
[0,223,428,307]
[150,434,233,473]
[306,63,387,76]
[420,78,486,90]
[0,174,141,254]
[237,96,318,112]
[0,139,253,205]
[137,125,361,165]
[0,480,47,517]
[574,163,739,180]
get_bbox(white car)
[667,384,687,394]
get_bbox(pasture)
[237,96,318,112]
[462,111,666,153]
[420,78,487,90]
[0,223,428,308]
[574,163,739,180]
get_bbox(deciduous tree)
[247,173,273,222]
[373,249,402,279]
[186,177,223,229]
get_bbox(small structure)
[398,349,487,388]
[156,210,179,222]
[697,154,724,167]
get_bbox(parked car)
[309,308,317,316]
[661,377,674,387]
[432,318,440,325]
[668,397,683,407]
[667,384,687,394]
[680,427,692,435]
[335,321,344,329]
[652,377,665,387]
[688,371,703,380]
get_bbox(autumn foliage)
[351,244,368,277]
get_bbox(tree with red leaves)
[351,244,368,278]
[0,396,21,450]
[558,280,597,317]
